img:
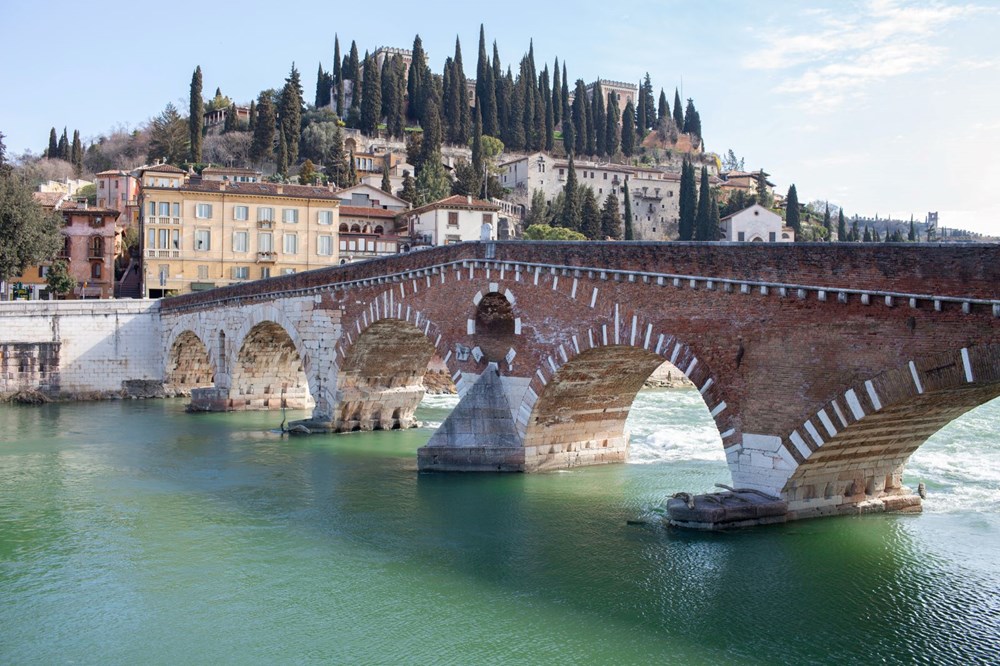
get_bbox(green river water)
[1,390,998,664]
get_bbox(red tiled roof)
[339,206,399,218]
[408,195,499,216]
[33,192,65,208]
[178,181,342,201]
[137,163,186,174]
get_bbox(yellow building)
[137,165,341,297]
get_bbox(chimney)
[467,195,472,204]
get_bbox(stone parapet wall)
[0,300,162,397]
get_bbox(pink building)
[95,170,140,229]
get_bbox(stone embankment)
[643,362,695,389]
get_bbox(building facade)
[403,195,499,246]
[137,165,342,297]
[719,204,793,242]
[95,170,141,228]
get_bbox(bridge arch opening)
[782,345,1000,514]
[165,330,214,396]
[475,291,515,363]
[230,321,312,410]
[335,318,436,431]
[523,345,722,471]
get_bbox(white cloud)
[743,1,992,109]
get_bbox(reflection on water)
[0,391,997,664]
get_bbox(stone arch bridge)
[159,241,1000,523]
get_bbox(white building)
[403,195,500,246]
[719,204,794,242]
[335,183,411,212]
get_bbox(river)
[1,389,998,664]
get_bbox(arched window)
[351,224,361,233]
[90,236,104,257]
[374,225,384,234]
[91,262,102,278]
[339,223,349,233]
[61,235,71,258]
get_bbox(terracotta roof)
[339,206,399,219]
[407,195,500,216]
[60,202,120,216]
[178,181,342,201]
[137,163,186,174]
[201,167,261,175]
[720,204,775,221]
[33,192,65,208]
[95,169,132,177]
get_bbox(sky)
[3,0,999,234]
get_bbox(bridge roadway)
[159,241,1000,526]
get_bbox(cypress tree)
[785,184,801,234]
[333,36,344,117]
[277,130,289,176]
[621,100,636,157]
[636,80,647,135]
[315,63,327,107]
[250,91,276,165]
[279,63,303,166]
[623,177,634,240]
[471,106,484,198]
[673,88,684,129]
[442,58,456,143]
[70,130,82,175]
[380,55,393,120]
[605,92,620,157]
[601,193,622,240]
[359,53,381,136]
[507,69,525,151]
[683,98,699,136]
[584,81,596,155]
[248,100,256,133]
[223,105,237,132]
[552,58,561,126]
[562,108,575,155]
[400,169,417,204]
[347,42,361,113]
[407,35,428,123]
[346,151,358,186]
[58,128,69,160]
[658,89,668,123]
[678,158,697,240]
[559,153,579,230]
[838,209,848,242]
[519,49,538,152]
[823,204,832,240]
[709,189,721,242]
[561,62,569,131]
[476,25,498,138]
[909,218,916,241]
[593,82,607,157]
[493,44,508,141]
[863,226,872,243]
[418,95,442,172]
[572,79,588,156]
[454,37,471,145]
[189,66,203,163]
[47,128,58,159]
[324,126,348,185]
[541,67,554,151]
[532,73,545,152]
[381,162,392,193]
[643,74,655,130]
[390,55,407,138]
[580,187,601,240]
[695,166,712,240]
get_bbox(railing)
[145,249,181,258]
[257,251,276,263]
[257,220,274,229]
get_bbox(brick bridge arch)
[159,241,1000,522]
[164,329,215,395]
[780,343,1000,517]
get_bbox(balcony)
[257,251,276,263]
[257,220,274,229]
[145,249,181,259]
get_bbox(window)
[317,235,333,256]
[283,233,298,254]
[283,268,296,275]
[258,232,273,252]
[172,202,180,217]
[374,225,384,234]
[158,228,169,249]
[148,201,156,216]
[260,267,271,279]
[234,205,249,221]
[91,262,102,279]
[195,229,211,251]
[339,222,349,233]
[769,232,776,242]
[482,213,493,225]
[196,203,213,219]
[38,265,50,277]
[318,210,333,225]
[232,266,249,280]
[158,202,170,217]
[603,173,608,180]
[197,265,209,279]
[258,207,274,222]
[171,229,180,249]
[738,231,745,241]
[158,265,169,286]
[282,208,299,223]
[448,212,459,227]
[90,236,104,257]
[233,230,249,253]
